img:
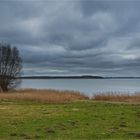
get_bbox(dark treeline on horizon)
[20,75,140,79]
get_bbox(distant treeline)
[105,77,140,79]
[20,75,104,79]
[19,76,140,79]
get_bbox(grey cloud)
[0,0,140,76]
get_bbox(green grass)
[0,100,140,140]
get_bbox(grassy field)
[0,100,140,140]
[0,89,140,140]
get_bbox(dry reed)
[0,89,88,103]
[93,92,140,102]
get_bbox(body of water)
[20,79,140,97]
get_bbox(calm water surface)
[20,79,140,97]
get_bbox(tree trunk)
[1,85,8,92]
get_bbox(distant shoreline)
[20,76,104,79]
[19,76,140,79]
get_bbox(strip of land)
[20,75,104,79]
[20,75,140,79]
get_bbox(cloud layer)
[0,0,140,76]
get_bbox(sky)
[0,0,140,77]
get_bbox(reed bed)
[93,92,140,102]
[1,89,140,103]
[0,89,88,103]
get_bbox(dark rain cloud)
[0,0,140,76]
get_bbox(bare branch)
[0,43,22,92]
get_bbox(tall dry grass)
[1,89,140,103]
[93,92,140,102]
[0,89,89,103]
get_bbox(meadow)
[0,89,140,139]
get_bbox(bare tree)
[0,43,22,92]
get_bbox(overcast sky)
[0,0,140,76]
